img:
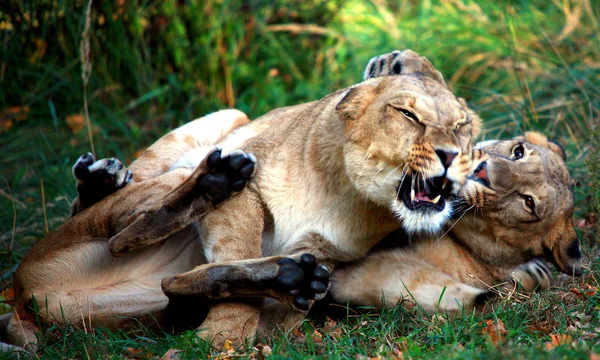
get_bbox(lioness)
[103,54,479,344]
[330,132,582,313]
[4,50,470,349]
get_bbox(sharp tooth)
[432,195,441,204]
[442,178,449,189]
[410,188,415,202]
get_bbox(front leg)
[498,259,553,294]
[71,153,133,216]
[161,253,331,311]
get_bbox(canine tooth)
[410,188,415,202]
[432,195,441,204]
[442,178,449,189]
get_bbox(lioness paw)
[363,49,446,86]
[277,254,330,311]
[199,148,256,204]
[511,259,553,292]
[72,153,133,214]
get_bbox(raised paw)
[511,259,553,292]
[72,153,133,214]
[198,148,256,204]
[276,253,330,311]
[362,49,446,86]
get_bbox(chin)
[392,199,452,235]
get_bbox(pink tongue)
[415,191,431,201]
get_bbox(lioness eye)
[397,108,419,122]
[512,144,525,160]
[522,195,535,212]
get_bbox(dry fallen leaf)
[223,339,234,351]
[0,106,30,133]
[311,330,323,343]
[125,347,144,358]
[481,319,507,347]
[66,114,85,133]
[545,333,573,350]
[159,348,182,360]
[1,288,15,305]
[323,318,342,339]
[570,284,598,298]
[254,344,272,357]
[575,213,597,229]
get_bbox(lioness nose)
[435,150,458,169]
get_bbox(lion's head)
[336,74,480,234]
[458,132,581,276]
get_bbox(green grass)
[1,0,599,358]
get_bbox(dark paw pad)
[74,155,133,208]
[72,153,95,181]
[276,253,330,311]
[199,148,256,204]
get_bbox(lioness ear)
[524,132,567,161]
[458,97,482,139]
[336,84,376,121]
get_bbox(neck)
[448,215,527,280]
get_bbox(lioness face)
[462,132,582,276]
[337,75,477,234]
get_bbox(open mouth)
[398,175,453,211]
[469,161,491,188]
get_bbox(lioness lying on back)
[331,132,582,313]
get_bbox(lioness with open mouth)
[102,51,479,344]
[2,50,477,350]
[330,132,582,313]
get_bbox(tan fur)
[4,110,250,350]
[105,71,478,345]
[330,133,581,313]
[4,51,481,349]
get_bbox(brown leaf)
[575,213,598,229]
[0,106,30,133]
[125,347,144,358]
[311,330,323,343]
[481,319,507,347]
[570,284,597,298]
[323,318,342,339]
[1,288,15,305]
[66,114,85,133]
[159,349,182,360]
[545,333,573,350]
[589,353,600,360]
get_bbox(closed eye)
[395,108,419,122]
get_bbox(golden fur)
[109,69,479,344]
[2,50,481,350]
[330,133,581,313]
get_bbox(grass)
[0,0,599,358]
